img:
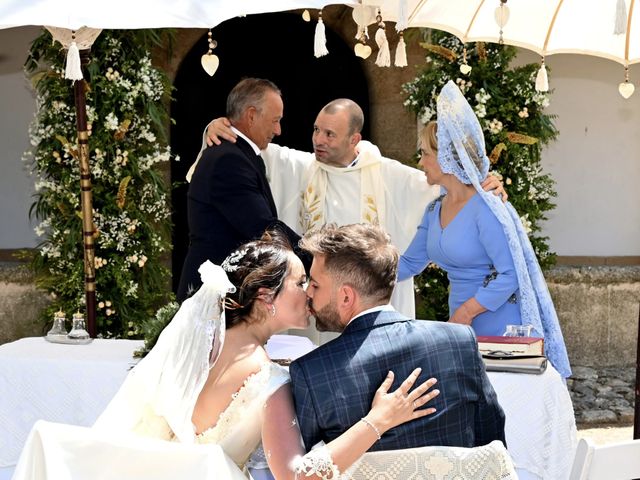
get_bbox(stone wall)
[547,265,640,368]
[0,262,50,344]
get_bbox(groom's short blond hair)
[300,223,398,303]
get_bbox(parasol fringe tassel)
[396,0,408,32]
[535,61,549,92]
[314,13,329,58]
[375,27,391,67]
[65,41,83,81]
[614,0,627,34]
[394,34,407,67]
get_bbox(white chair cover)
[342,440,517,480]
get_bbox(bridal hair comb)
[221,247,248,272]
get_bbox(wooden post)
[73,48,97,338]
[634,303,640,439]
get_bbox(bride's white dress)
[12,361,290,480]
[11,263,297,480]
[195,362,290,472]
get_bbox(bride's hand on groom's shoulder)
[366,368,439,434]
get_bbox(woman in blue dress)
[399,81,571,378]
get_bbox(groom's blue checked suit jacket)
[289,309,506,451]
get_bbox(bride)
[15,231,438,479]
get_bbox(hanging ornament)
[374,9,390,67]
[535,57,549,92]
[618,65,635,98]
[394,30,407,67]
[354,32,372,59]
[65,31,83,81]
[396,0,408,32]
[494,0,510,44]
[459,46,472,75]
[614,0,627,34]
[302,9,311,22]
[201,29,219,76]
[314,10,329,58]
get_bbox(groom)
[290,223,506,451]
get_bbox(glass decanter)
[46,310,68,341]
[68,311,90,341]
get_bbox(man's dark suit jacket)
[289,309,506,451]
[177,137,300,302]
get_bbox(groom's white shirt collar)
[231,126,261,156]
[347,304,394,327]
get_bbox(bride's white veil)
[94,261,235,442]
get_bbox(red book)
[476,335,544,356]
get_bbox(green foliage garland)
[24,29,175,337]
[403,30,558,321]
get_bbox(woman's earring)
[270,304,276,317]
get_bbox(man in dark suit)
[290,223,505,451]
[177,78,301,302]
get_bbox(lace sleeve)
[291,446,340,480]
[262,384,340,480]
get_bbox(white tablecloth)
[0,337,143,470]
[488,366,578,480]
[1,335,576,480]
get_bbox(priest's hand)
[206,117,236,146]
[481,175,508,202]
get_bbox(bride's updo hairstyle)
[221,230,293,328]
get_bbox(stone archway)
[169,11,370,290]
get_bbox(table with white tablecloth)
[1,335,576,480]
[0,337,144,479]
[488,366,577,480]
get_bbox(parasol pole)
[73,48,97,338]
[634,303,639,439]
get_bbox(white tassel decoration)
[395,34,407,67]
[375,27,391,67]
[396,0,408,32]
[614,0,627,34]
[65,41,83,81]
[314,14,329,58]
[535,60,549,92]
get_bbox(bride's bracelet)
[360,417,381,440]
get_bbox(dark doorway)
[170,12,370,291]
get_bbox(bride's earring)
[270,304,276,317]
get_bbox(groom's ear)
[337,284,356,311]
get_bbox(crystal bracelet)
[360,417,381,440]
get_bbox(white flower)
[104,112,119,131]
[520,214,533,235]
[419,106,434,124]
[518,107,529,118]
[488,119,503,134]
[506,177,512,185]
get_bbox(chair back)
[570,437,640,480]
[341,440,517,480]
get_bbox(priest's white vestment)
[263,142,439,326]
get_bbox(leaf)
[117,176,132,209]
[507,132,538,145]
[489,143,507,164]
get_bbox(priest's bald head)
[311,99,364,167]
